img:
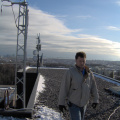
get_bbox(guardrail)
[93,72,120,84]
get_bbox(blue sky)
[0,0,120,60]
[29,0,120,41]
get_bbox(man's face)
[76,56,86,69]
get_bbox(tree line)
[0,64,15,85]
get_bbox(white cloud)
[116,1,120,6]
[75,34,120,57]
[106,26,120,31]
[0,1,120,60]
[28,7,76,35]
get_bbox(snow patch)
[34,75,65,120]
[34,106,64,120]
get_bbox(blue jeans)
[68,102,87,120]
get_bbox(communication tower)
[1,0,29,108]
[33,33,42,74]
[36,33,41,74]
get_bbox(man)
[58,51,99,120]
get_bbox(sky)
[0,0,120,60]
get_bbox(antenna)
[36,33,41,74]
[1,0,29,108]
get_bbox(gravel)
[37,68,120,120]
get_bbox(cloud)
[0,1,120,60]
[29,7,78,35]
[116,1,120,6]
[106,26,120,31]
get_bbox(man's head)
[75,52,86,69]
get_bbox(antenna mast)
[36,33,41,74]
[15,0,28,109]
[1,0,29,108]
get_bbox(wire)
[1,4,12,15]
[1,1,28,32]
[107,105,120,120]
[11,5,18,28]
[0,4,3,14]
[1,2,19,29]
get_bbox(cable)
[107,105,120,120]
[1,2,20,30]
[1,5,2,15]
[11,5,18,28]
[1,4,12,15]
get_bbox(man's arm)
[90,72,99,104]
[58,70,72,106]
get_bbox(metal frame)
[1,0,28,108]
[15,1,28,108]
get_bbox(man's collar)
[84,66,90,73]
[75,65,90,73]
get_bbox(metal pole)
[15,1,28,108]
[23,2,28,108]
[15,4,21,108]
[37,53,39,74]
[36,33,41,74]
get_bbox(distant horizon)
[0,54,120,62]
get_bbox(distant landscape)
[0,55,120,85]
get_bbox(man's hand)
[92,103,98,109]
[59,105,66,113]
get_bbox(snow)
[0,74,64,120]
[34,106,64,120]
[1,67,120,120]
[33,75,64,120]
[26,66,68,70]
[34,75,45,102]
